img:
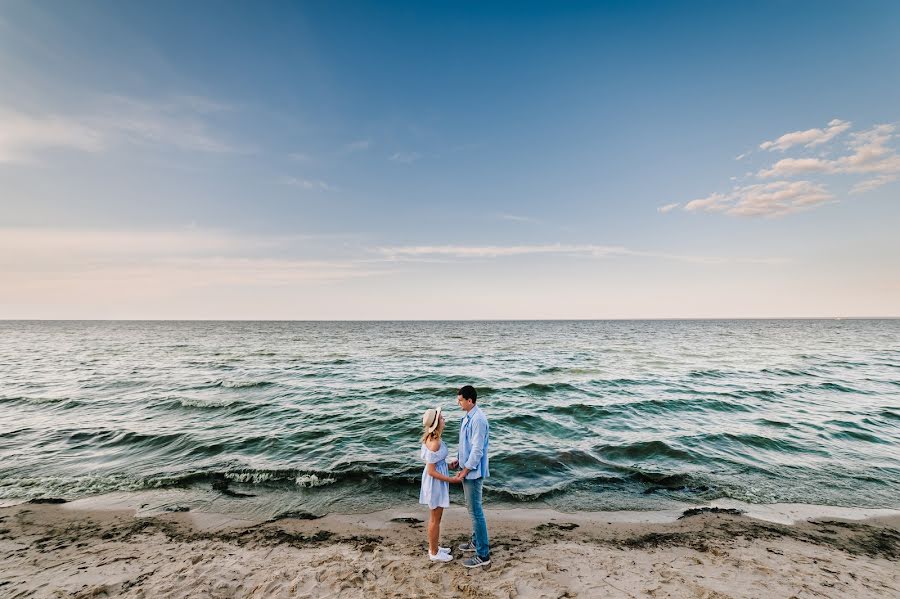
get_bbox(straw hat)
[422,406,443,433]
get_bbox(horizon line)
[1,317,898,322]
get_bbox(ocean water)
[1,320,898,516]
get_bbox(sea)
[1,320,898,518]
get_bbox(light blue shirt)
[458,405,489,480]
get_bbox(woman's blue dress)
[419,441,450,509]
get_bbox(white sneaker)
[438,546,450,554]
[429,551,453,562]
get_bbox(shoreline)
[0,489,900,524]
[5,487,899,526]
[2,496,898,598]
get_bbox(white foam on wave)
[176,398,241,408]
[295,474,336,488]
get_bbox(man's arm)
[463,417,487,471]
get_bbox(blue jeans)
[462,478,490,558]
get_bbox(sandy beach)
[1,499,898,599]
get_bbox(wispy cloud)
[757,124,900,179]
[850,174,898,194]
[669,120,898,218]
[389,151,421,164]
[374,243,784,265]
[685,181,833,218]
[657,203,680,214]
[92,95,252,154]
[837,124,900,175]
[279,176,336,191]
[757,157,832,178]
[497,213,542,224]
[0,107,103,163]
[377,243,623,259]
[760,119,851,151]
[0,94,250,163]
[0,228,384,298]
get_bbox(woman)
[419,406,461,562]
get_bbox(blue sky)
[1,1,898,318]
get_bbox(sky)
[1,0,899,319]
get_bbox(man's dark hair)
[458,385,477,403]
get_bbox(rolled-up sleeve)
[464,417,487,471]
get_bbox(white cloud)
[497,213,541,223]
[673,120,899,219]
[657,203,680,214]
[735,152,749,161]
[0,228,274,258]
[375,243,783,265]
[0,107,104,163]
[92,95,251,154]
[0,228,382,297]
[835,124,900,175]
[850,174,898,194]
[684,181,833,218]
[279,176,336,191]
[377,243,623,259]
[0,95,249,163]
[759,119,851,152]
[756,124,900,180]
[757,157,833,178]
[389,151,421,164]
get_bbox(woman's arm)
[427,462,460,483]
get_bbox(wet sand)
[1,500,899,598]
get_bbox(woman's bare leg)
[428,507,444,554]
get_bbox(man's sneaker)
[461,555,491,568]
[429,551,453,562]
[458,541,476,553]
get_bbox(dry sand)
[1,500,899,598]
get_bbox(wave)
[812,382,866,394]
[188,380,278,390]
[518,382,584,395]
[760,367,817,377]
[596,440,694,462]
[688,369,732,379]
[755,418,795,429]
[619,396,753,416]
[879,409,900,421]
[830,430,890,444]
[491,413,580,438]
[484,469,711,502]
[733,389,782,400]
[694,432,829,455]
[0,395,83,408]
[539,403,616,420]
[498,448,605,472]
[162,397,250,410]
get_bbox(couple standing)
[419,385,490,567]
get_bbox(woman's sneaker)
[429,551,453,562]
[462,555,491,568]
[458,541,476,553]
[438,546,450,554]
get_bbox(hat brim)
[426,406,443,433]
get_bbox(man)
[449,385,490,567]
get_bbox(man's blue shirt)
[458,405,489,480]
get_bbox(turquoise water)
[1,320,898,515]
